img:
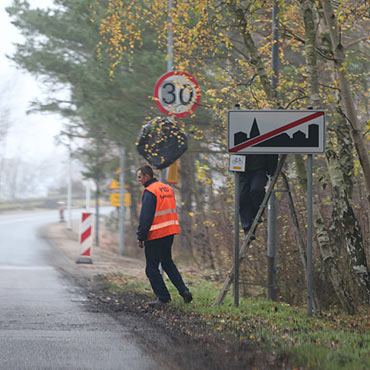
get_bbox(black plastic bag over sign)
[136,117,188,169]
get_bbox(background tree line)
[7,0,370,313]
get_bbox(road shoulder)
[42,222,286,370]
[41,222,146,280]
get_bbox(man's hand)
[137,240,144,248]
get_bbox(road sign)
[229,155,246,172]
[167,160,179,184]
[109,179,130,191]
[110,193,131,207]
[154,71,201,117]
[228,110,325,154]
[109,179,120,190]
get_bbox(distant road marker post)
[76,212,93,264]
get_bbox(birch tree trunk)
[294,152,355,312]
[301,0,370,306]
[229,3,279,107]
[320,0,370,205]
[314,213,355,314]
[297,0,355,312]
[328,149,370,303]
[334,111,354,199]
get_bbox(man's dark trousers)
[239,169,268,233]
[144,234,188,302]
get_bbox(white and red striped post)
[76,212,93,264]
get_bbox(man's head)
[137,165,154,186]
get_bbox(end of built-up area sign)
[228,110,325,154]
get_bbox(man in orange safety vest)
[136,165,192,308]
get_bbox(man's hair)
[137,165,154,178]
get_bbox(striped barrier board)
[76,212,93,264]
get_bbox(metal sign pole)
[67,150,72,230]
[267,0,280,301]
[167,0,173,72]
[95,179,100,247]
[234,171,240,306]
[267,190,278,300]
[160,0,174,184]
[232,104,242,306]
[119,145,125,256]
[85,182,90,210]
[307,154,313,316]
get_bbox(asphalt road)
[0,210,161,370]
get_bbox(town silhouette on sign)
[234,118,319,148]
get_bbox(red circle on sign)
[154,71,201,118]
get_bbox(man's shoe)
[181,290,193,303]
[148,298,169,309]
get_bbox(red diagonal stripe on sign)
[230,111,324,152]
[80,227,92,244]
[81,248,91,257]
[81,212,91,222]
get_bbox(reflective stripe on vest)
[155,209,177,217]
[149,219,179,231]
[144,181,180,240]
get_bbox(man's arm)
[137,190,156,242]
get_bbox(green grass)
[103,272,370,370]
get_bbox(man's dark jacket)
[241,154,278,177]
[137,178,158,241]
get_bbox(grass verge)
[101,271,370,370]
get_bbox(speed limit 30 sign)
[154,71,201,117]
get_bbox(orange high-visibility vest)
[144,181,180,241]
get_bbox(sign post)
[229,154,246,306]
[227,109,325,315]
[307,154,313,315]
[119,146,125,256]
[234,170,240,307]
[269,0,280,302]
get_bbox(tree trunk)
[320,0,370,205]
[190,154,215,269]
[230,3,279,107]
[178,152,196,261]
[314,213,355,314]
[95,180,100,247]
[316,0,370,302]
[328,147,370,302]
[334,110,354,199]
[299,0,358,311]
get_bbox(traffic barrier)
[76,212,93,264]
